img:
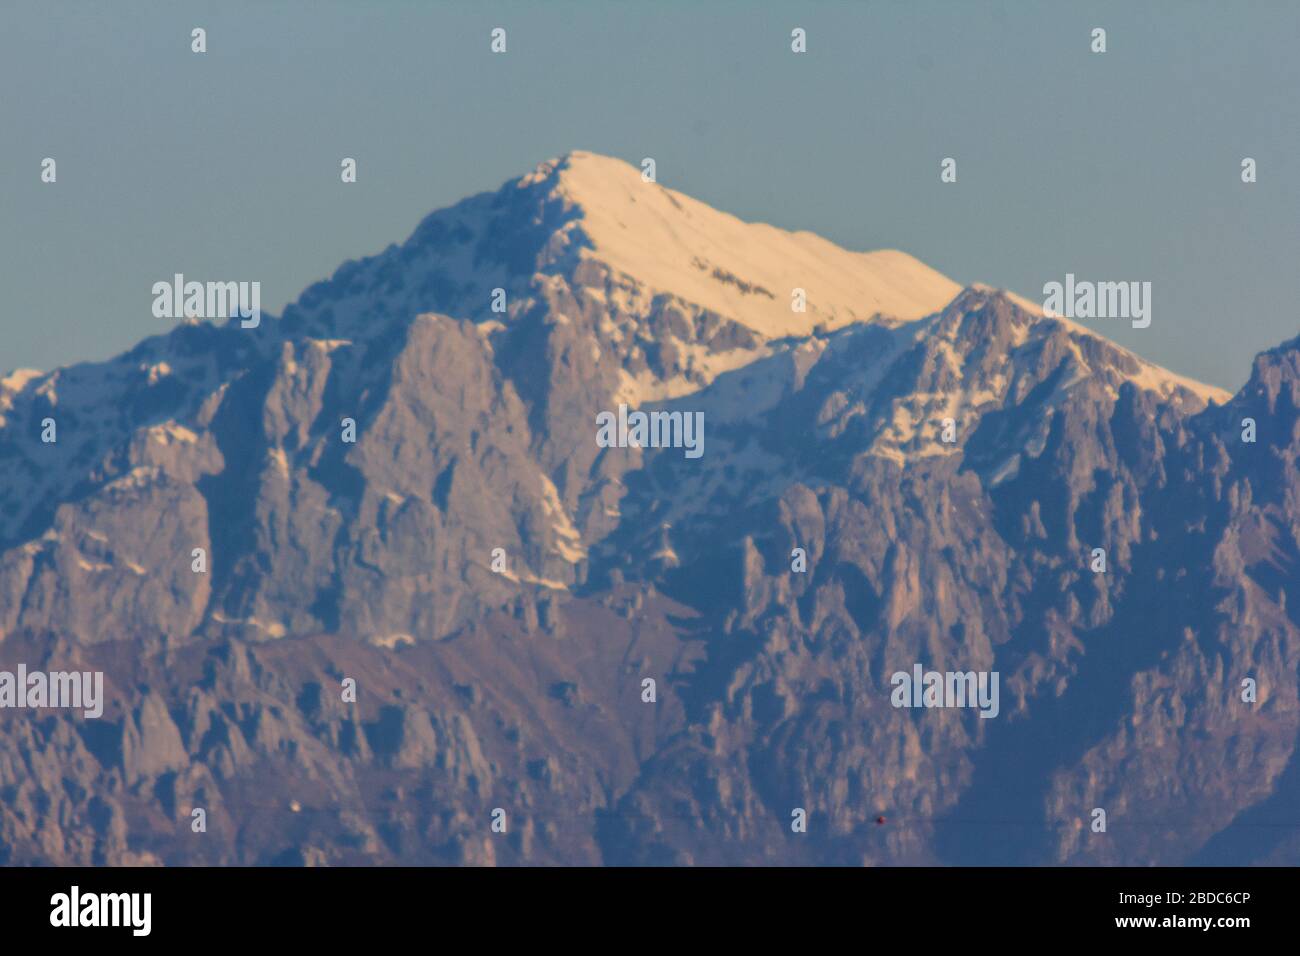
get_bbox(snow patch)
[149,422,199,446]
[539,475,587,563]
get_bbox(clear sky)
[3,0,1297,390]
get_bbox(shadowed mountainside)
[0,153,1294,866]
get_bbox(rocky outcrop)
[0,153,1295,866]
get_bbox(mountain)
[0,152,1294,867]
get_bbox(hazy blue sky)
[3,0,1297,390]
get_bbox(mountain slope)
[0,152,1294,867]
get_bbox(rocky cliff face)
[0,153,1295,865]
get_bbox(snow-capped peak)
[533,151,962,338]
[994,287,1231,405]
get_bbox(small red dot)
[876,815,886,825]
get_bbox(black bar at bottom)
[0,866,1280,942]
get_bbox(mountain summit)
[521,150,963,336]
[0,152,1294,867]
